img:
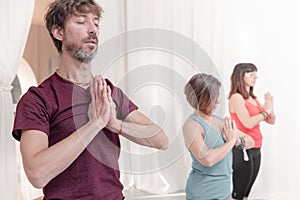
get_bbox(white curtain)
[16,58,42,199]
[93,0,300,199]
[2,0,298,199]
[0,0,35,199]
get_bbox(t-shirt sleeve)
[12,87,50,141]
[107,79,138,120]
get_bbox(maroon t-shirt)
[13,73,138,200]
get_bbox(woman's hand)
[222,117,238,144]
[264,92,274,115]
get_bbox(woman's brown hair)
[228,63,257,99]
[184,73,221,115]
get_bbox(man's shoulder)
[21,73,56,100]
[39,73,57,87]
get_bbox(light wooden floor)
[124,188,186,200]
[32,189,186,200]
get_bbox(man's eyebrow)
[73,13,87,17]
[73,13,100,21]
[74,12,99,17]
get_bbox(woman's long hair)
[228,63,257,99]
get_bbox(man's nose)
[88,21,98,35]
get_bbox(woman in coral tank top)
[228,63,276,200]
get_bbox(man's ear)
[52,25,64,41]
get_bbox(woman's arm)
[265,111,276,124]
[229,93,265,128]
[182,117,236,167]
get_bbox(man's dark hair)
[45,0,103,53]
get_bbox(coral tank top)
[230,99,264,148]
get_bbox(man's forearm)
[119,121,168,149]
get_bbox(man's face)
[63,12,99,63]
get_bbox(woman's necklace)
[55,69,91,86]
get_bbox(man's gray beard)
[66,43,98,64]
[74,48,97,63]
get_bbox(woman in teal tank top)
[183,74,254,200]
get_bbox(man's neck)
[57,54,92,85]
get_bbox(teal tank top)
[185,114,232,200]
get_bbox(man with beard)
[12,0,169,199]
